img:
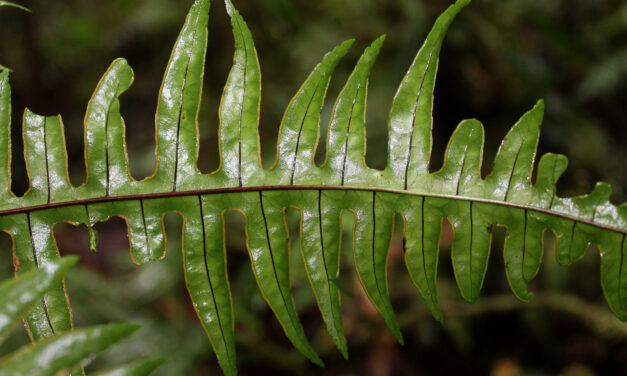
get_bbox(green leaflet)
[0,323,140,376]
[0,256,77,341]
[0,0,626,375]
[0,257,149,376]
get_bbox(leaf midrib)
[2,184,624,235]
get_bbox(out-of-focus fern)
[0,0,625,375]
[0,256,162,376]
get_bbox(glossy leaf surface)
[0,0,625,375]
[0,323,140,376]
[0,256,77,341]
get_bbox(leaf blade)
[0,255,78,341]
[0,323,140,376]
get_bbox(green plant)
[0,255,163,376]
[0,0,625,375]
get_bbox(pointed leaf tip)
[224,0,236,16]
[513,99,544,131]
[312,356,325,368]
[373,34,387,48]
[455,0,472,8]
[340,347,349,360]
[0,1,31,13]
[527,100,544,117]
[361,35,386,64]
[340,38,356,50]
[430,306,444,323]
[328,39,354,60]
[528,100,545,128]
[395,332,405,346]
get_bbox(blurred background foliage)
[0,0,626,375]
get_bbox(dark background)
[0,0,625,375]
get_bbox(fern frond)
[0,0,625,375]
